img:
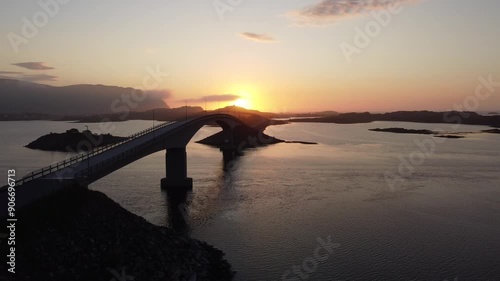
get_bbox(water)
[1,120,500,280]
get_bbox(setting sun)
[234,98,251,109]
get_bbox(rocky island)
[369,127,468,139]
[483,129,500,134]
[25,128,127,152]
[292,111,500,128]
[369,128,436,135]
[196,125,284,148]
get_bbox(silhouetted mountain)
[275,111,339,118]
[293,111,500,128]
[214,105,279,119]
[0,79,169,116]
[67,105,284,124]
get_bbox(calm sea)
[1,120,500,280]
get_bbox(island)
[369,127,470,139]
[196,114,317,148]
[196,125,284,148]
[369,128,436,135]
[434,135,465,139]
[292,111,500,128]
[482,129,500,134]
[26,129,128,152]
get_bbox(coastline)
[0,186,234,281]
[290,111,500,128]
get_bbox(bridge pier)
[220,144,240,171]
[161,147,193,191]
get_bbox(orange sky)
[1,0,499,113]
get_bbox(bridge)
[0,113,265,217]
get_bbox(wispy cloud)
[0,71,58,82]
[20,74,58,82]
[186,94,240,103]
[12,62,55,70]
[144,89,172,99]
[289,0,418,25]
[0,71,23,75]
[239,32,276,43]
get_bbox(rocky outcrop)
[196,125,284,148]
[483,129,500,134]
[25,129,127,152]
[0,186,234,281]
[369,128,436,135]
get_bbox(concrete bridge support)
[161,147,193,191]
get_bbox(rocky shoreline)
[0,186,234,281]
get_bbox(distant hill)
[0,79,169,116]
[275,111,339,118]
[293,111,500,128]
[68,105,281,125]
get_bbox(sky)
[1,0,499,113]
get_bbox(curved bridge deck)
[0,114,254,217]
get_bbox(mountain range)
[0,79,169,116]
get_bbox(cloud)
[0,71,58,82]
[144,89,172,99]
[289,0,417,25]
[239,32,276,42]
[186,94,240,103]
[20,74,58,82]
[12,62,55,70]
[0,71,23,75]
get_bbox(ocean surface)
[1,120,500,280]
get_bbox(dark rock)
[285,141,318,145]
[0,186,234,281]
[434,135,465,139]
[369,128,436,135]
[196,124,284,149]
[482,129,500,134]
[25,129,127,152]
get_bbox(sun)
[234,98,251,109]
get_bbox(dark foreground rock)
[25,129,127,152]
[0,187,233,281]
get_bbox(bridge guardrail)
[3,113,245,191]
[77,123,167,179]
[10,121,175,187]
[77,113,225,179]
